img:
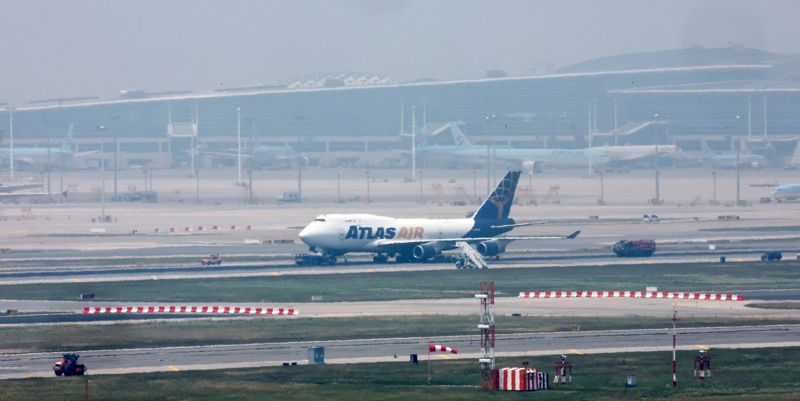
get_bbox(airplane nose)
[298,225,314,244]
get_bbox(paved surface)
[3,296,800,325]
[2,324,799,379]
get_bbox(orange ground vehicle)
[53,353,86,376]
[201,253,223,265]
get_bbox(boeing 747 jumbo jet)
[298,171,579,264]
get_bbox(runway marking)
[568,348,583,355]
[696,344,709,350]
[172,275,182,279]
[167,365,181,372]
[644,261,653,265]
[71,278,81,283]
[735,258,744,262]
[367,269,376,273]
[271,272,280,276]
[24,373,35,378]
[436,355,452,360]
[552,263,562,267]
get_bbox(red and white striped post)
[672,306,678,388]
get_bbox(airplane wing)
[371,230,580,250]
[0,184,42,193]
[0,192,49,200]
[490,220,550,229]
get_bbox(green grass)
[2,261,799,303]
[3,315,798,353]
[3,347,800,400]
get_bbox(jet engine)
[476,240,506,257]
[412,243,442,260]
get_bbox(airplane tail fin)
[473,171,520,221]
[450,124,472,147]
[700,141,713,154]
[61,123,75,151]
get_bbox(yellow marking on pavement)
[644,261,653,265]
[71,278,81,283]
[436,355,452,360]
[552,263,562,267]
[696,344,709,350]
[735,258,744,262]
[24,373,35,378]
[568,349,583,355]
[172,275,182,279]
[167,365,181,372]
[271,272,280,276]
[367,269,376,273]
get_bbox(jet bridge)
[455,241,489,269]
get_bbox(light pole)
[110,115,120,201]
[418,170,424,204]
[8,107,14,180]
[653,113,661,205]
[97,125,107,222]
[236,107,242,184]
[43,117,52,195]
[712,171,717,206]
[365,170,370,204]
[735,115,742,206]
[337,169,342,204]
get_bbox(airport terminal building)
[3,47,800,169]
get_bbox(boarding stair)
[455,241,489,269]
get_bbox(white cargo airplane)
[298,171,579,264]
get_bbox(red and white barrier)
[83,306,298,315]
[497,368,549,391]
[518,291,743,301]
[152,224,253,234]
[428,344,458,354]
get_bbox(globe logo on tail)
[487,174,516,219]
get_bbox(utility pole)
[762,95,768,139]
[337,169,342,204]
[599,171,605,205]
[236,107,242,184]
[672,306,679,388]
[736,115,742,206]
[97,125,107,222]
[588,103,593,177]
[44,117,52,195]
[418,170,423,204]
[411,106,416,181]
[365,170,370,203]
[8,107,13,180]
[653,113,661,205]
[297,154,303,202]
[613,98,619,145]
[747,96,752,138]
[110,115,120,201]
[712,171,717,206]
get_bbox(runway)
[3,294,800,326]
[1,242,797,286]
[2,324,799,379]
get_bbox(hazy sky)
[1,0,798,103]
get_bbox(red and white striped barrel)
[83,306,298,315]
[428,344,458,354]
[518,291,743,301]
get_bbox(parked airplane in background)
[701,141,764,168]
[0,124,76,170]
[298,170,579,264]
[200,143,305,168]
[0,182,54,200]
[772,184,800,202]
[416,123,676,170]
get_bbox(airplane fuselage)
[299,213,511,255]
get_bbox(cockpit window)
[314,216,326,222]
